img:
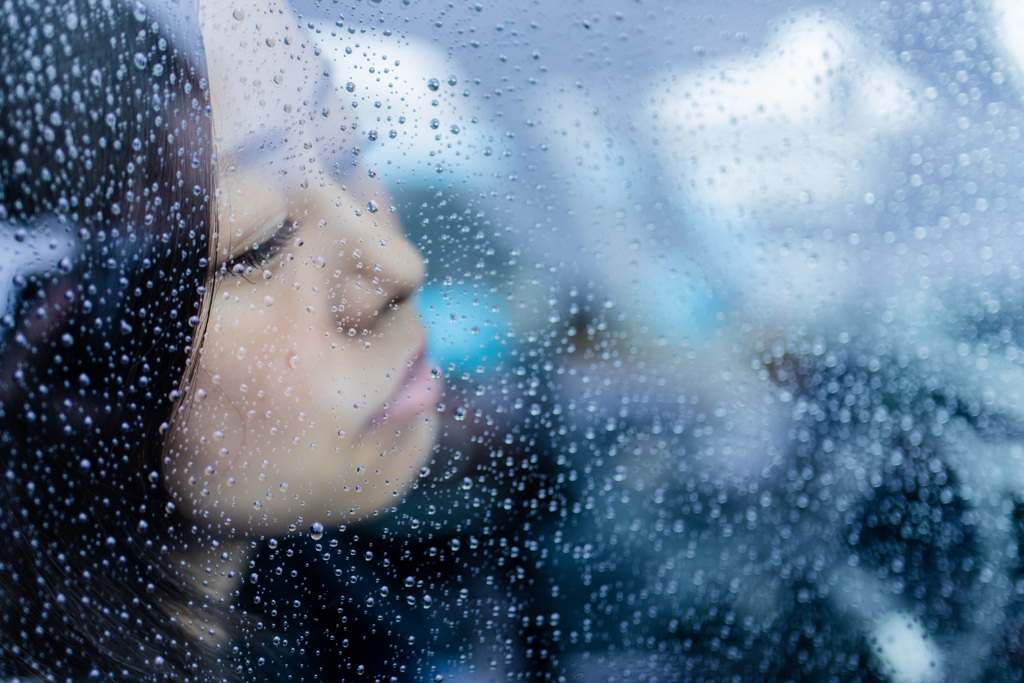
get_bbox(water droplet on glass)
[309,522,324,540]
[427,78,440,91]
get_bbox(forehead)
[198,0,344,165]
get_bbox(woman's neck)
[166,537,250,653]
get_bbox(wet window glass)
[3,0,1023,681]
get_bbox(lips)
[367,344,441,428]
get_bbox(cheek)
[192,292,365,444]
[161,283,391,528]
[163,241,435,532]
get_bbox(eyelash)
[224,221,295,276]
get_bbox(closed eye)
[223,219,297,277]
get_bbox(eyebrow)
[214,65,339,169]
[218,129,289,170]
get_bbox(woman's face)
[164,1,439,535]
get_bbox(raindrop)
[427,78,440,91]
[309,522,324,540]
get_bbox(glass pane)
[3,0,1023,681]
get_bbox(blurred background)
[245,1,1024,680]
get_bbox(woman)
[0,0,438,679]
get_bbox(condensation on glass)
[3,0,1024,681]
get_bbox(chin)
[322,416,439,522]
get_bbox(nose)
[322,185,425,333]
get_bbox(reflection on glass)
[5,0,1024,681]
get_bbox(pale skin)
[162,1,439,618]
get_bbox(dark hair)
[0,0,226,679]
